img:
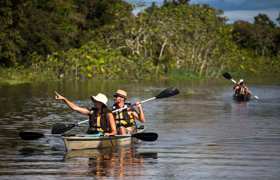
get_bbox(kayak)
[63,127,144,151]
[19,125,157,151]
[233,93,251,101]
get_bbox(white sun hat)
[238,79,244,84]
[91,93,108,106]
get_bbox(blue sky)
[127,0,280,24]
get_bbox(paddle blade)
[254,95,259,100]
[132,132,158,141]
[51,123,75,134]
[155,87,179,99]
[19,131,44,140]
[222,72,232,80]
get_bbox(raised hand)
[54,91,65,100]
[135,101,143,110]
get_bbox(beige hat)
[114,89,127,99]
[91,93,108,106]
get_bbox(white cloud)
[128,0,280,24]
[223,9,279,23]
[191,0,280,10]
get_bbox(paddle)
[51,119,88,134]
[51,87,180,134]
[19,131,158,142]
[222,72,237,84]
[113,87,180,113]
[222,72,259,100]
[19,131,45,140]
[19,87,178,141]
[132,132,158,141]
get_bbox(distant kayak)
[233,93,251,102]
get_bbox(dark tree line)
[0,0,132,67]
[232,13,280,57]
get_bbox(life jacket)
[88,107,110,133]
[240,87,246,95]
[112,103,135,128]
[234,85,247,96]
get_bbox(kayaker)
[112,89,145,135]
[233,79,252,97]
[55,92,117,136]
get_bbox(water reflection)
[18,147,45,156]
[0,81,280,179]
[64,146,158,177]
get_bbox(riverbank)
[2,1,279,85]
[1,67,279,86]
[0,67,56,86]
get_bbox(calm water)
[0,80,280,180]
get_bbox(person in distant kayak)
[233,79,252,97]
[112,89,145,135]
[55,92,117,136]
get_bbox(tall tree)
[254,13,275,28]
[0,0,82,66]
[233,14,278,57]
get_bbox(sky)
[126,0,280,24]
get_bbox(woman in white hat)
[55,92,117,136]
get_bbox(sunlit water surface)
[0,80,279,180]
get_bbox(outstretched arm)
[55,91,90,116]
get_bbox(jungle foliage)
[0,0,279,82]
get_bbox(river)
[0,80,279,180]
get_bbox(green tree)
[0,0,82,66]
[74,0,133,44]
[254,13,275,28]
[0,0,26,66]
[102,3,238,77]
[233,14,278,57]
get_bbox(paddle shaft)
[52,87,179,134]
[77,119,90,126]
[20,131,157,141]
[75,97,156,126]
[230,79,237,84]
[52,94,160,133]
[112,97,156,113]
[23,87,179,138]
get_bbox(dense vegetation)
[1,0,279,83]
